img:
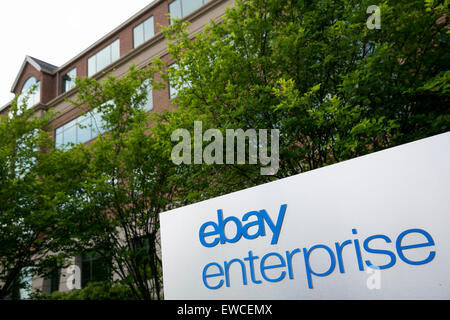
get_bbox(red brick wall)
[41,72,57,104]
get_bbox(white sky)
[0,0,157,107]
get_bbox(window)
[133,17,155,48]
[88,39,120,77]
[11,267,33,300]
[169,0,210,23]
[15,129,39,178]
[62,68,77,93]
[81,252,111,288]
[132,236,154,280]
[50,268,61,293]
[136,79,153,111]
[55,107,109,150]
[44,261,61,293]
[19,77,40,109]
[169,63,190,99]
[133,236,151,259]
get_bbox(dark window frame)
[81,252,112,288]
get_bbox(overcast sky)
[0,0,157,106]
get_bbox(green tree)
[53,65,177,300]
[0,90,64,299]
[32,281,134,300]
[157,0,449,198]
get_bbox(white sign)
[160,132,450,299]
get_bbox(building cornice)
[2,0,230,116]
[56,0,164,74]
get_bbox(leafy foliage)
[32,281,134,300]
[52,65,176,300]
[0,89,66,298]
[158,0,449,192]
